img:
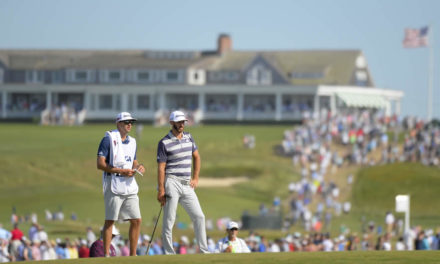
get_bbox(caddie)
[97,112,145,257]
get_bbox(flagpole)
[428,24,434,122]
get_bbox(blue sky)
[0,0,439,119]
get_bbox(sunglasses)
[229,228,238,231]
[123,121,134,125]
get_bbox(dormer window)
[246,64,272,85]
[355,70,368,86]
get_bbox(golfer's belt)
[105,172,124,177]
[167,175,191,185]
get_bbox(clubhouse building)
[0,34,403,124]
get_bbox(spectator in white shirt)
[216,222,250,253]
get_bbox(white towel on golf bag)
[105,130,138,195]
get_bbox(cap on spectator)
[116,112,137,123]
[102,225,120,236]
[55,238,61,244]
[169,111,187,122]
[227,221,239,230]
[112,225,120,236]
[180,235,189,245]
[142,234,151,242]
[80,239,87,246]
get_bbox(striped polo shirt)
[157,131,198,178]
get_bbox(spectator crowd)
[0,219,439,261]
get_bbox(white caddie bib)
[104,130,139,195]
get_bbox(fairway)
[29,251,440,264]
[1,123,440,244]
[0,123,295,239]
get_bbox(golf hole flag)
[403,26,429,48]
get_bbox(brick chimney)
[217,34,232,55]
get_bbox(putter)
[146,194,169,254]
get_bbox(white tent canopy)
[336,92,388,108]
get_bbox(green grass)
[0,124,295,239]
[352,163,440,227]
[1,124,439,243]
[326,163,440,235]
[29,251,440,264]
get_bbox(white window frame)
[136,94,151,110]
[75,70,88,82]
[355,70,368,82]
[165,70,180,83]
[25,70,44,84]
[51,71,63,83]
[98,94,113,110]
[107,69,124,83]
[67,69,95,83]
[247,65,272,85]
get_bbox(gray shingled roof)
[0,49,370,86]
[0,50,204,70]
[206,50,364,86]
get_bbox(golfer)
[97,112,145,257]
[156,110,209,254]
[216,221,250,253]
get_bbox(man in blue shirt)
[97,112,145,257]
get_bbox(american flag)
[403,26,429,48]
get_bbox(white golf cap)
[169,111,187,122]
[227,221,239,230]
[100,225,120,236]
[112,225,120,236]
[115,112,137,123]
[180,235,189,245]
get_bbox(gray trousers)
[162,176,209,254]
